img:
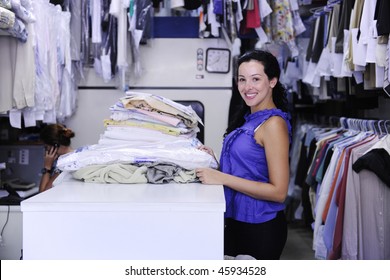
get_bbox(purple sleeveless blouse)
[220,108,292,223]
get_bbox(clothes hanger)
[359,119,365,132]
[383,120,389,134]
[378,120,385,136]
[347,118,357,131]
[363,120,390,155]
[307,0,341,21]
[366,119,374,133]
[367,120,376,134]
[371,120,381,136]
[309,6,325,16]
[359,119,370,133]
[340,117,347,130]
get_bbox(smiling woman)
[195,49,292,260]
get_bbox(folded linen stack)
[57,91,217,184]
[103,91,202,139]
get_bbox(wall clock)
[205,48,231,74]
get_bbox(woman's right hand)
[44,146,58,169]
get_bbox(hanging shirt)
[246,0,261,29]
[335,0,355,54]
[342,138,390,260]
[353,148,390,188]
[375,0,390,36]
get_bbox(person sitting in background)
[39,124,75,192]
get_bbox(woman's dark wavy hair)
[225,49,288,136]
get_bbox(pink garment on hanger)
[246,0,261,29]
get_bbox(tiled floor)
[280,221,316,260]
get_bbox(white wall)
[64,87,124,148]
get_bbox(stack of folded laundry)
[57,91,218,184]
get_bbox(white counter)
[21,179,225,260]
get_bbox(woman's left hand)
[196,168,223,185]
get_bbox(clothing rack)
[298,114,390,135]
[291,113,390,260]
[339,117,390,135]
